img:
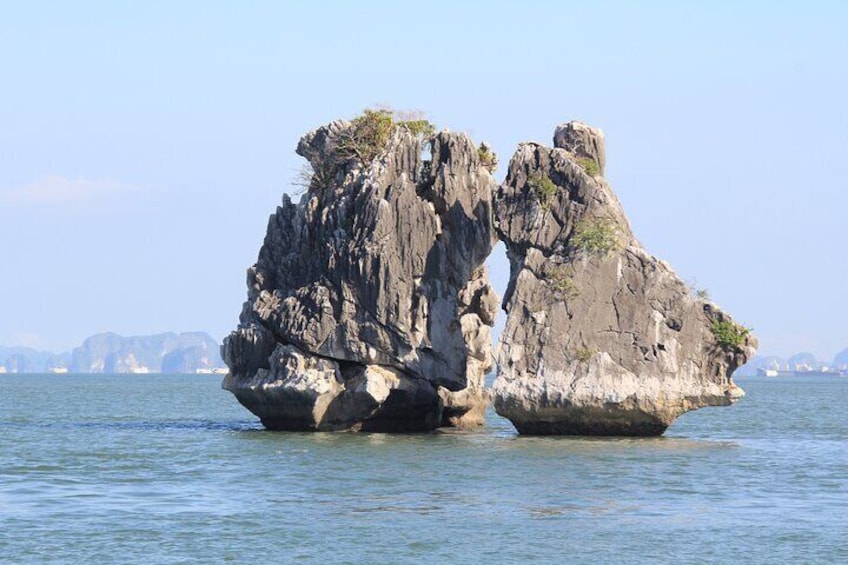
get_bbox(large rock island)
[223,112,756,435]
[492,122,756,435]
[223,111,498,431]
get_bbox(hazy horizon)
[2,1,846,360]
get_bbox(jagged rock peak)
[553,121,606,176]
[492,121,756,436]
[223,112,498,431]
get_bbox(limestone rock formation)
[492,121,756,436]
[223,115,498,431]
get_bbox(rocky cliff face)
[222,117,498,431]
[224,114,757,436]
[492,122,756,435]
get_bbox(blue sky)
[1,1,846,360]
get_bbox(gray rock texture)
[223,119,498,431]
[492,121,756,436]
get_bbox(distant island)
[735,349,848,377]
[0,332,226,374]
[4,329,843,380]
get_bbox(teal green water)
[1,374,846,564]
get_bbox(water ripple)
[0,374,846,564]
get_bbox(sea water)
[1,374,845,564]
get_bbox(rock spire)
[222,113,498,431]
[492,121,756,435]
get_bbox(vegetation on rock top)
[477,143,498,173]
[338,108,436,165]
[398,118,436,138]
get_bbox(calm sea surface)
[1,374,845,564]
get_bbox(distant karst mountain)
[0,332,225,374]
[833,348,848,369]
[0,346,70,374]
[736,349,848,375]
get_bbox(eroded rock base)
[508,411,669,437]
[223,343,444,432]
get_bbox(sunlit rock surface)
[492,121,756,436]
[223,119,498,431]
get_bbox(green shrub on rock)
[527,172,558,211]
[577,157,600,176]
[338,108,395,164]
[571,217,621,258]
[398,119,436,138]
[477,143,498,173]
[711,319,750,351]
[338,108,436,165]
[574,348,595,363]
[548,266,579,299]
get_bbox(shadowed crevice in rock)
[492,121,757,436]
[222,118,498,431]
